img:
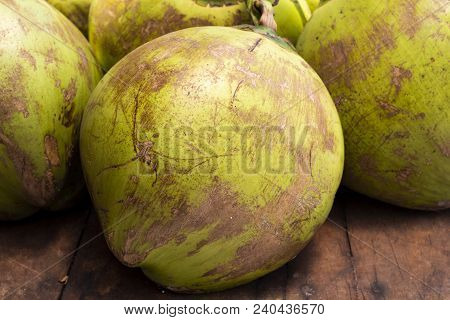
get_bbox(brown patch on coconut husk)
[317,37,355,88]
[367,21,396,56]
[324,134,336,151]
[314,12,398,90]
[102,175,143,257]
[377,100,401,118]
[44,135,60,167]
[19,49,36,70]
[199,173,322,281]
[361,20,396,74]
[391,66,412,95]
[60,78,78,127]
[201,230,300,280]
[359,154,379,178]
[103,42,193,137]
[316,15,397,89]
[394,147,420,163]
[174,234,188,245]
[184,186,252,257]
[0,65,29,120]
[305,85,336,152]
[110,5,213,64]
[414,112,426,120]
[396,167,414,182]
[117,179,252,266]
[394,147,405,157]
[400,0,422,38]
[111,38,185,96]
[77,46,98,90]
[77,47,88,72]
[392,131,410,139]
[438,142,450,158]
[333,96,346,108]
[63,79,77,103]
[44,47,59,65]
[0,129,56,207]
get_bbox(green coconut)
[0,0,102,220]
[80,26,344,292]
[297,0,450,210]
[46,0,92,37]
[89,0,314,70]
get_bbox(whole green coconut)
[89,0,314,70]
[297,0,450,210]
[0,0,102,220]
[80,26,344,292]
[46,0,91,37]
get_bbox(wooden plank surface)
[0,192,448,300]
[283,197,358,299]
[344,193,449,300]
[0,207,88,299]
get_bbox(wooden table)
[1,189,448,300]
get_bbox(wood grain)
[0,207,88,299]
[344,192,449,300]
[1,192,448,300]
[284,197,359,299]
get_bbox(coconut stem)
[247,0,278,31]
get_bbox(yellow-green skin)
[89,0,314,71]
[273,0,313,45]
[46,0,92,37]
[306,0,320,11]
[0,0,102,220]
[297,0,450,210]
[89,0,252,70]
[80,26,344,292]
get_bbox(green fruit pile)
[0,0,101,220]
[1,0,447,295]
[298,0,450,210]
